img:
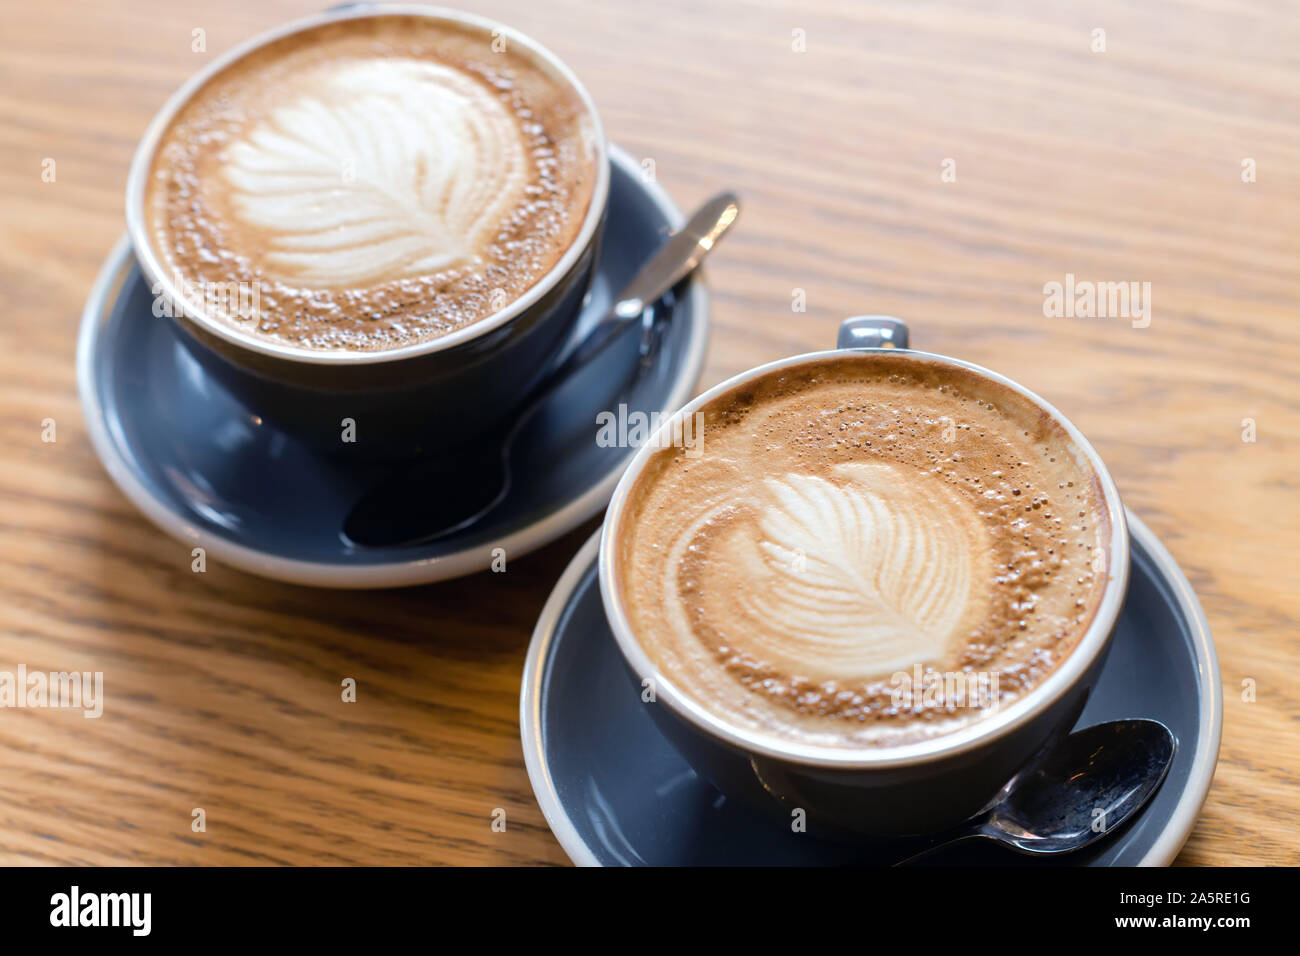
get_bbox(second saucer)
[77,146,710,587]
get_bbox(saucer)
[520,511,1222,865]
[76,146,709,587]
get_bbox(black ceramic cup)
[598,316,1131,839]
[125,6,610,458]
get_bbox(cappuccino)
[614,353,1113,749]
[143,15,600,351]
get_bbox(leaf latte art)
[222,59,528,287]
[675,463,991,680]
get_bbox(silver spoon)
[342,192,740,548]
[894,718,1175,864]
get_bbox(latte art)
[222,59,528,287]
[673,463,991,682]
[615,354,1113,749]
[143,15,600,351]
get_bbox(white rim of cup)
[598,347,1132,770]
[124,4,611,366]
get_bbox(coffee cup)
[598,316,1130,838]
[125,6,609,456]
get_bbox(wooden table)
[1,0,1295,866]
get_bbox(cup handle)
[837,315,909,350]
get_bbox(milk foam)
[143,15,599,351]
[222,59,528,287]
[616,355,1113,749]
[666,463,989,679]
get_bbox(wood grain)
[0,0,1296,865]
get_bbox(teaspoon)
[342,191,740,548]
[895,718,1175,865]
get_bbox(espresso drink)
[144,15,600,351]
[614,353,1112,749]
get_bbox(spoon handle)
[548,191,740,382]
[614,191,740,319]
[890,827,992,867]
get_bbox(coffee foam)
[615,354,1113,750]
[144,15,599,351]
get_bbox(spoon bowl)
[897,718,1176,864]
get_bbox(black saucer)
[77,146,709,587]
[520,513,1221,865]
